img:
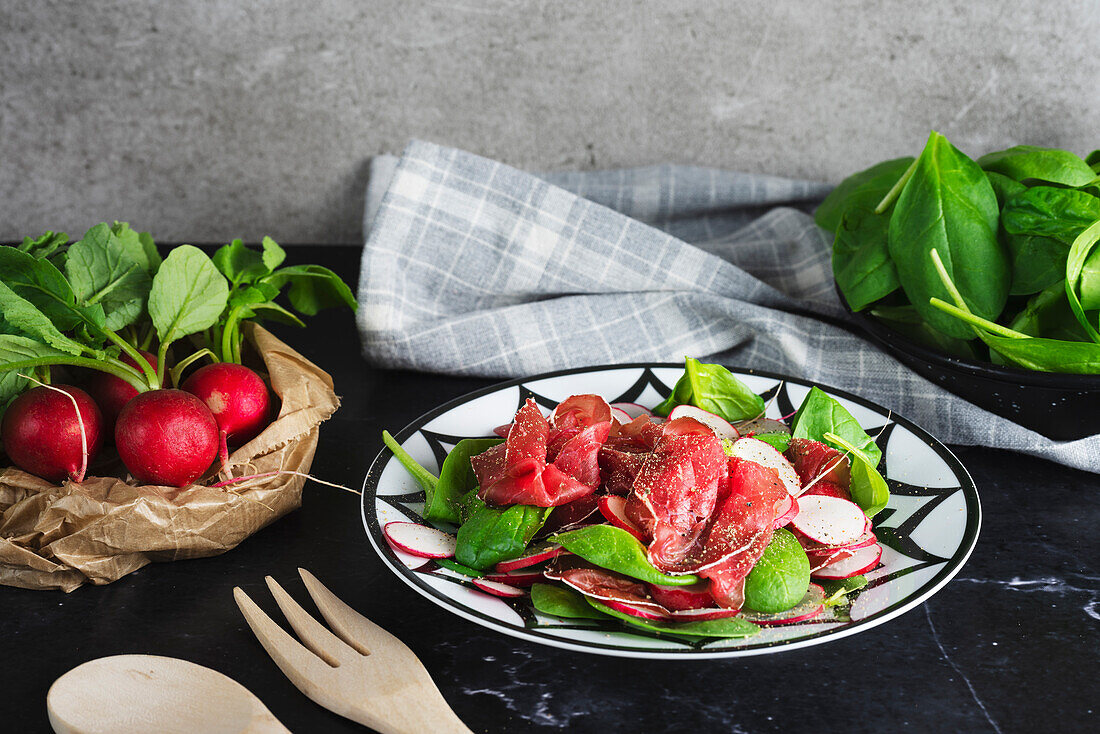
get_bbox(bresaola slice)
[472,399,611,507]
[667,405,739,440]
[787,438,851,491]
[544,556,670,615]
[728,437,800,495]
[646,581,715,611]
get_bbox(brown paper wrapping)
[0,323,340,592]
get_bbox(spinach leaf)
[653,357,765,421]
[824,432,890,517]
[832,206,900,311]
[433,559,483,577]
[869,305,982,360]
[1001,187,1100,245]
[1087,150,1100,169]
[588,599,759,638]
[820,574,868,606]
[978,145,1097,186]
[791,386,881,467]
[455,502,552,570]
[1005,233,1068,296]
[815,156,915,233]
[984,171,1027,206]
[743,528,810,613]
[1009,282,1090,341]
[531,583,608,620]
[554,525,700,586]
[1065,221,1100,343]
[753,432,791,452]
[980,332,1100,373]
[148,246,230,348]
[887,131,1007,340]
[66,224,152,330]
[381,430,439,495]
[429,438,502,523]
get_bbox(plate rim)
[360,362,981,659]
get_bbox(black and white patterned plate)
[361,364,980,659]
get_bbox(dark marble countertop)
[3,246,1098,733]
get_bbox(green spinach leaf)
[869,305,981,360]
[381,430,439,495]
[743,528,810,613]
[824,432,890,517]
[978,145,1097,186]
[1065,221,1100,343]
[832,206,900,311]
[1001,186,1100,245]
[984,171,1027,206]
[429,438,503,524]
[588,599,759,638]
[653,357,764,421]
[791,386,881,467]
[1009,282,1090,341]
[815,157,915,233]
[531,583,609,620]
[554,525,701,586]
[1005,233,1068,296]
[455,502,552,570]
[887,131,1007,340]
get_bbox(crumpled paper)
[0,323,339,592]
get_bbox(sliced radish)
[493,423,511,438]
[601,598,671,621]
[646,582,714,611]
[494,544,565,572]
[609,406,633,424]
[597,495,645,542]
[611,402,653,419]
[729,437,800,495]
[812,543,883,580]
[668,405,740,440]
[734,417,789,437]
[807,547,855,573]
[383,522,456,559]
[471,579,527,598]
[740,584,826,625]
[483,569,544,587]
[790,495,867,547]
[797,527,877,554]
[667,607,740,621]
[773,493,799,529]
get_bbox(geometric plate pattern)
[361,364,981,659]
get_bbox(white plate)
[361,364,980,659]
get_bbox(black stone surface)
[3,246,1098,733]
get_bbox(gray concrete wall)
[1,0,1097,243]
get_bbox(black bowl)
[843,302,1100,441]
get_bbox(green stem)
[0,357,149,392]
[157,340,171,386]
[221,306,244,364]
[169,348,218,387]
[101,326,159,388]
[874,156,920,214]
[929,299,1028,339]
[139,321,156,351]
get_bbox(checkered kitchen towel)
[358,140,1100,473]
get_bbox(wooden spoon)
[47,654,288,734]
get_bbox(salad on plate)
[380,358,890,639]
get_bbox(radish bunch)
[0,223,355,488]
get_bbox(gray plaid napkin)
[358,140,1100,473]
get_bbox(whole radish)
[182,363,272,466]
[87,350,157,432]
[1,385,104,483]
[115,389,219,487]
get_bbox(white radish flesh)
[773,493,799,529]
[668,405,740,440]
[383,522,457,559]
[471,579,527,598]
[600,598,671,621]
[730,437,801,495]
[790,495,867,547]
[812,543,883,580]
[598,495,646,542]
[609,407,633,424]
[494,545,564,572]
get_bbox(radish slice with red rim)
[471,579,527,598]
[646,582,714,611]
[610,407,633,424]
[494,544,565,572]
[773,493,799,529]
[812,543,883,580]
[667,607,740,621]
[597,495,646,542]
[729,437,800,495]
[790,495,867,547]
[740,584,826,625]
[483,569,544,587]
[600,598,671,621]
[668,405,740,440]
[383,522,456,559]
[611,402,653,419]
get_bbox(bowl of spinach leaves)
[819,132,1100,440]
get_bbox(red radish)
[483,569,544,587]
[609,406,633,424]
[115,389,219,487]
[740,584,826,625]
[597,495,645,542]
[773,493,799,529]
[182,363,272,468]
[1,385,103,483]
[87,350,157,432]
[668,405,739,440]
[807,547,855,572]
[646,582,714,611]
[812,543,883,580]
[382,522,457,558]
[611,402,652,419]
[667,607,740,621]
[493,423,511,439]
[600,598,671,621]
[494,544,565,572]
[471,579,526,598]
[790,495,867,547]
[796,527,877,554]
[734,416,788,437]
[729,437,800,495]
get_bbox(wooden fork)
[233,569,474,734]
